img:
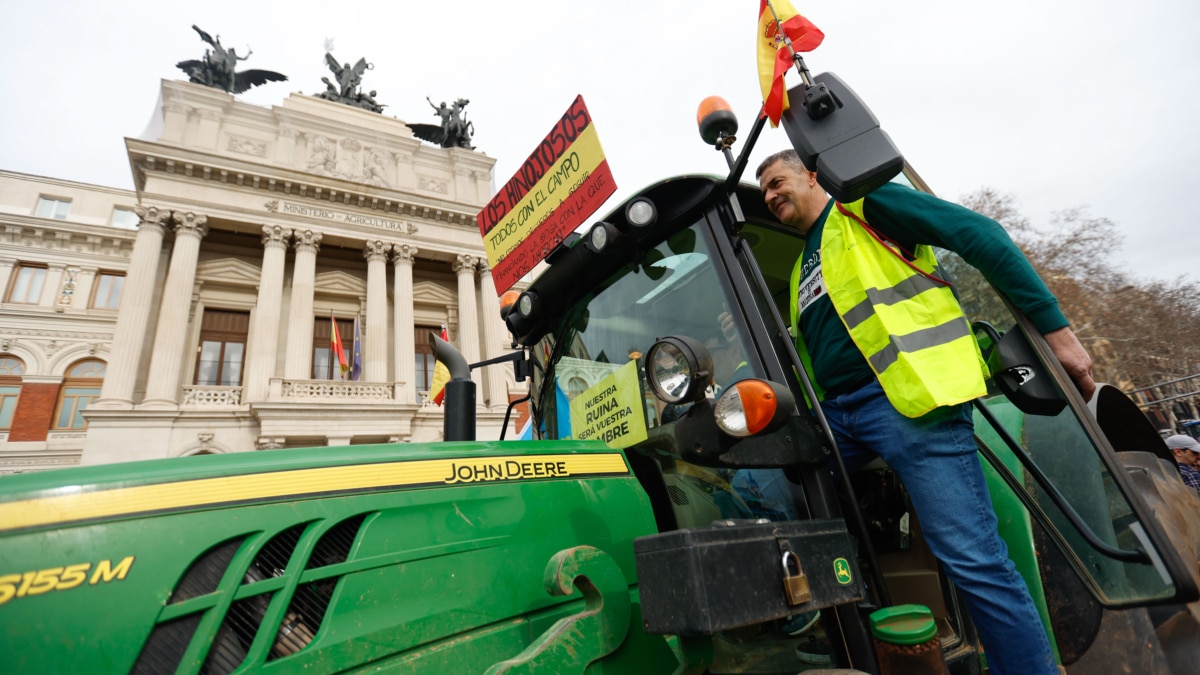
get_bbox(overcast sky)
[3,0,1198,285]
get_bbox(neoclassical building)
[0,79,521,473]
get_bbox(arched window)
[567,377,588,399]
[0,355,24,430]
[54,359,105,430]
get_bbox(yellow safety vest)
[790,200,987,417]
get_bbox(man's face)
[1175,447,1200,467]
[759,160,818,233]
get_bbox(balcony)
[271,379,399,402]
[181,385,243,408]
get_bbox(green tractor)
[2,88,1198,674]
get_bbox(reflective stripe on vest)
[792,199,986,417]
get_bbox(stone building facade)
[0,80,520,473]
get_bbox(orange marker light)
[499,290,521,320]
[715,379,784,437]
[696,96,733,125]
[732,380,778,435]
[697,96,738,146]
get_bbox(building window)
[7,264,46,304]
[54,359,105,430]
[194,309,249,386]
[110,208,139,229]
[0,356,24,430]
[568,377,588,398]
[312,316,355,380]
[414,325,440,391]
[91,272,124,310]
[35,197,71,220]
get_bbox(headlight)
[517,292,537,318]
[625,199,657,227]
[714,379,792,437]
[645,336,712,404]
[505,291,540,337]
[584,221,622,254]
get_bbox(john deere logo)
[833,557,853,585]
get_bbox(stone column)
[244,225,292,402]
[453,254,483,392]
[94,206,171,409]
[477,262,509,409]
[363,240,390,382]
[284,230,322,379]
[140,212,209,408]
[392,245,418,403]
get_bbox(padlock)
[781,550,812,605]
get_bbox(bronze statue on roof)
[175,26,288,94]
[314,53,386,114]
[410,97,475,150]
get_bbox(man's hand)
[1044,327,1095,401]
[719,309,738,345]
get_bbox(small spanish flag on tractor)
[429,324,451,406]
[757,0,824,126]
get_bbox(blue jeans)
[731,469,800,521]
[822,380,1056,675]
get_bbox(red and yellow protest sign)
[477,95,616,294]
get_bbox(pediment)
[196,258,263,287]
[413,280,456,306]
[314,269,366,296]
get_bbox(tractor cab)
[504,103,1199,672]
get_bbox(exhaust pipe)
[431,333,475,441]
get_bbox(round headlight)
[588,222,609,252]
[625,199,657,227]
[517,292,536,317]
[645,336,712,404]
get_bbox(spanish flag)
[429,325,451,406]
[330,312,350,377]
[757,0,824,126]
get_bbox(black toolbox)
[634,519,864,635]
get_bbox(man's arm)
[863,183,1095,399]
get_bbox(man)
[757,149,1094,675]
[1165,434,1200,496]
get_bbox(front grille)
[138,513,372,671]
[171,538,246,603]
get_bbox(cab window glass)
[531,222,759,441]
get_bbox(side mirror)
[780,72,904,203]
[974,322,1067,416]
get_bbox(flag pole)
[764,0,834,119]
[764,0,813,87]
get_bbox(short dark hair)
[755,149,808,180]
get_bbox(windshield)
[530,219,759,444]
